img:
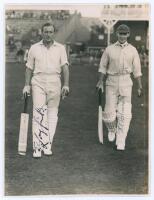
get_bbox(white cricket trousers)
[31,74,61,152]
[102,74,132,147]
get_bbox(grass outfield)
[5,60,149,195]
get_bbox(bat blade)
[98,89,103,144]
[98,105,103,144]
[18,113,29,155]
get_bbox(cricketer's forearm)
[62,64,69,87]
[98,72,106,82]
[25,67,33,86]
[96,72,106,92]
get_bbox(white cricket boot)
[33,149,42,158]
[43,148,53,156]
[116,132,126,150]
[117,143,125,150]
[108,131,116,142]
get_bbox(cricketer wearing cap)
[96,24,142,150]
[22,23,69,158]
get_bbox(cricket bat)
[18,95,29,155]
[98,89,103,144]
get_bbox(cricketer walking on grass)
[22,22,69,158]
[96,24,143,150]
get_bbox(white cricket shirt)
[26,40,69,76]
[99,41,142,86]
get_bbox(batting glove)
[23,85,31,99]
[96,80,104,93]
[61,86,69,99]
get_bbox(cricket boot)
[33,148,42,158]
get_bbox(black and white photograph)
[2,0,152,198]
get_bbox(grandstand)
[6,10,72,41]
[5,8,149,65]
[5,10,76,62]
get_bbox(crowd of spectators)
[6,10,71,62]
[6,10,70,20]
[6,11,149,67]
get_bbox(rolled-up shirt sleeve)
[98,48,109,74]
[132,48,142,78]
[26,46,35,70]
[60,45,69,67]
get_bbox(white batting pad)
[33,105,51,151]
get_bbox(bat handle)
[98,89,102,106]
[23,95,29,113]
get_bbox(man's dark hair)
[41,23,55,32]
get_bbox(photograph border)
[1,0,153,200]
